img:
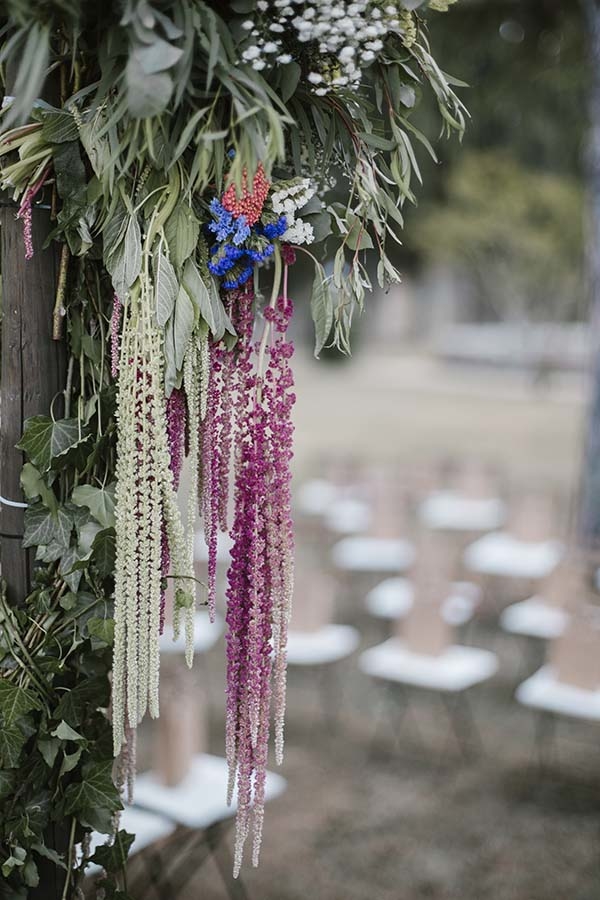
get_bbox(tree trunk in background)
[579,0,600,547]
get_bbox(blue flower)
[232,215,251,246]
[260,215,287,240]
[207,199,235,242]
[247,243,275,263]
[223,265,254,289]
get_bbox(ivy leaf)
[37,738,60,769]
[20,464,57,513]
[87,617,114,649]
[0,725,28,768]
[31,843,67,871]
[173,284,195,370]
[71,484,116,529]
[64,761,122,834]
[23,504,73,552]
[54,677,110,727]
[310,265,334,358]
[164,206,199,268]
[0,682,40,726]
[51,721,85,743]
[17,417,86,474]
[91,529,116,579]
[90,831,135,874]
[59,546,83,592]
[153,246,178,327]
[0,770,17,799]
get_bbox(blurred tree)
[400,0,586,320]
[579,0,600,544]
[411,149,584,322]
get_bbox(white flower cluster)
[240,1,405,92]
[271,178,316,244]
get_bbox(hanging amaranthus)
[112,272,195,755]
[0,2,465,888]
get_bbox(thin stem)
[60,817,77,900]
[256,245,282,383]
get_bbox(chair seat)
[134,753,286,830]
[419,490,505,532]
[159,610,224,655]
[516,666,600,721]
[286,624,360,666]
[86,807,174,877]
[194,531,233,564]
[365,577,480,626]
[359,638,498,692]
[464,532,562,580]
[332,536,414,574]
[324,498,372,535]
[500,597,568,640]
[295,478,339,517]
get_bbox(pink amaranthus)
[202,278,295,875]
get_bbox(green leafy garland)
[0,0,464,895]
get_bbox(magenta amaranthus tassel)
[222,286,295,876]
[166,387,187,491]
[110,294,122,379]
[16,165,51,260]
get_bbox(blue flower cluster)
[206,200,288,290]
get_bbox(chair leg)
[205,821,251,900]
[441,690,483,759]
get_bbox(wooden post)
[0,206,65,601]
[0,114,67,898]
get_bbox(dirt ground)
[126,350,600,900]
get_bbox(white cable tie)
[0,494,28,509]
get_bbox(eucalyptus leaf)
[173,284,195,370]
[154,246,179,326]
[310,266,334,358]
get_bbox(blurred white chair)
[419,491,505,533]
[295,478,339,518]
[286,624,361,724]
[133,754,286,898]
[359,638,497,757]
[325,497,372,536]
[464,532,562,581]
[332,536,414,575]
[159,609,223,656]
[500,597,568,641]
[194,530,233,564]
[365,577,481,628]
[287,624,360,666]
[516,666,600,722]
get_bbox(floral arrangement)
[0,0,463,893]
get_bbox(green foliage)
[0,253,125,895]
[412,149,584,321]
[0,2,464,894]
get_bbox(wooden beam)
[0,205,65,601]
